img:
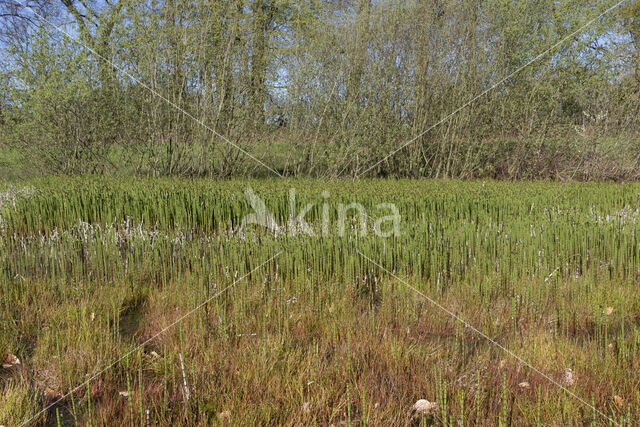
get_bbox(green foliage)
[1,178,640,424]
[0,0,638,178]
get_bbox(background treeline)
[0,0,639,179]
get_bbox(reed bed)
[1,178,640,425]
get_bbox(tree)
[620,1,640,84]
[249,0,276,127]
[345,0,371,107]
[60,0,129,89]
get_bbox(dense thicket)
[0,0,639,179]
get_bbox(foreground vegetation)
[1,178,640,425]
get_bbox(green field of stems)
[1,178,640,425]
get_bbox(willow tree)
[211,0,243,133]
[249,0,276,127]
[61,0,129,89]
[346,0,371,108]
[621,1,640,86]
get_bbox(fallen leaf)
[2,354,20,369]
[412,399,438,416]
[614,395,624,407]
[518,381,531,390]
[302,401,311,415]
[562,369,576,386]
[604,307,614,316]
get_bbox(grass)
[0,146,31,181]
[1,177,640,425]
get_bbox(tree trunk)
[346,0,371,107]
[250,0,274,128]
[414,0,442,132]
[214,0,242,133]
[61,0,125,90]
